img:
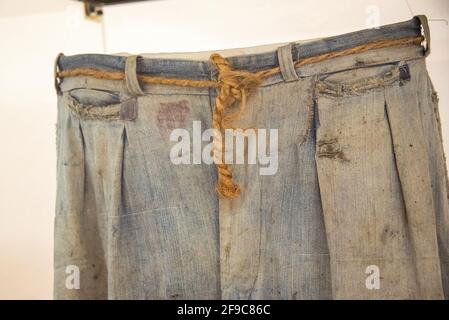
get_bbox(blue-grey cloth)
[54,17,449,299]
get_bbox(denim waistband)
[58,17,423,81]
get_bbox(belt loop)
[125,55,145,96]
[54,53,64,95]
[415,15,431,57]
[277,43,299,82]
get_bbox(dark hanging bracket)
[83,1,103,20]
[77,1,152,20]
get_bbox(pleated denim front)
[54,17,449,299]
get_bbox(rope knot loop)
[209,54,264,199]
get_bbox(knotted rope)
[56,35,424,199]
[209,54,263,198]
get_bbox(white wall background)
[0,0,448,299]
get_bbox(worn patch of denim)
[54,18,449,300]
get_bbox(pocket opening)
[64,88,137,121]
[68,88,122,107]
[315,62,409,98]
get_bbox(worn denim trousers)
[54,16,449,299]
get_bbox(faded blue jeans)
[54,16,449,299]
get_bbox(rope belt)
[57,35,424,199]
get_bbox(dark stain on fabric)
[398,64,411,82]
[432,91,439,104]
[157,100,190,137]
[224,244,231,260]
[381,226,400,244]
[112,226,118,237]
[317,138,349,162]
[119,98,137,121]
[63,160,82,167]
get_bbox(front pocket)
[69,88,121,106]
[316,63,411,98]
[313,59,445,298]
[313,74,420,299]
[64,88,138,121]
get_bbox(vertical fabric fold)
[384,64,444,298]
[419,75,449,298]
[79,119,127,299]
[54,101,94,299]
[54,97,127,299]
[315,89,418,299]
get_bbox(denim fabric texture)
[54,17,449,299]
